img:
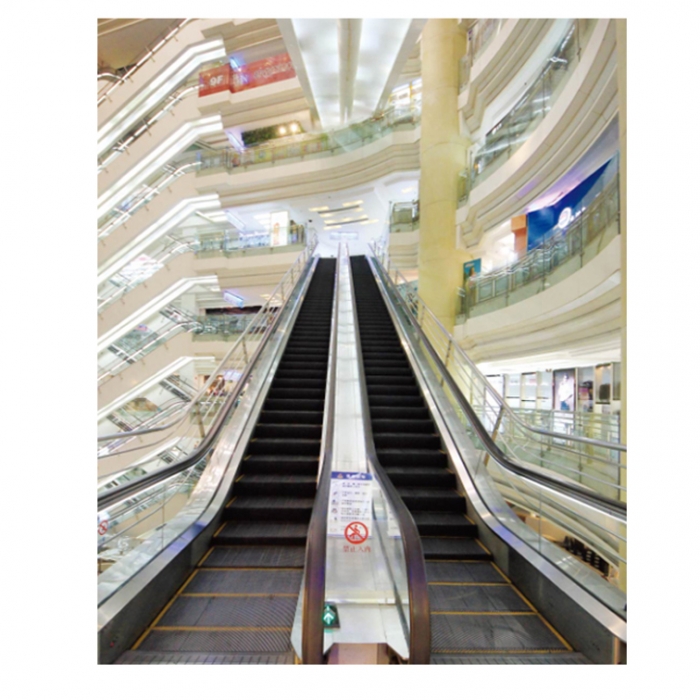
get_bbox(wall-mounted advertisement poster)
[463,258,482,285]
[270,211,289,247]
[553,369,576,411]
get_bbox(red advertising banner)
[231,54,296,92]
[198,64,232,97]
[199,54,296,98]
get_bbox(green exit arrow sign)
[322,603,340,629]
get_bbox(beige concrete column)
[419,19,467,332]
[616,18,627,594]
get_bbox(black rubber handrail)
[368,255,627,520]
[301,249,342,664]
[98,256,318,512]
[347,255,431,665]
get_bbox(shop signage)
[199,54,296,97]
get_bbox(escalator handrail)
[301,250,342,664]
[98,255,318,511]
[368,255,627,520]
[97,240,317,448]
[347,253,431,665]
[372,244,626,454]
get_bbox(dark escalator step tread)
[378,450,448,468]
[277,362,328,371]
[236,475,317,497]
[257,411,323,425]
[203,546,306,568]
[369,395,425,408]
[184,569,303,595]
[265,389,325,401]
[362,359,412,368]
[253,424,322,439]
[227,495,315,511]
[411,511,477,536]
[137,629,293,654]
[430,614,568,653]
[426,561,507,583]
[384,467,456,489]
[264,399,325,411]
[271,371,327,381]
[364,376,417,387]
[157,595,298,629]
[246,438,321,456]
[214,521,308,545]
[117,650,296,664]
[372,419,435,432]
[430,653,589,665]
[364,367,413,377]
[429,584,532,612]
[372,407,430,420]
[374,433,442,450]
[242,455,319,474]
[367,386,421,398]
[421,538,491,560]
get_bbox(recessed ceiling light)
[309,206,329,212]
[342,200,363,207]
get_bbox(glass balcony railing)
[389,201,420,233]
[459,19,595,205]
[98,102,421,239]
[459,19,507,91]
[460,166,619,319]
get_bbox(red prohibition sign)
[344,521,368,544]
[98,520,109,536]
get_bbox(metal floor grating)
[431,653,589,664]
[117,651,296,664]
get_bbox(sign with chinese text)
[328,472,373,539]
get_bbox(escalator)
[116,258,336,664]
[350,256,588,664]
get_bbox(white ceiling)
[278,19,426,130]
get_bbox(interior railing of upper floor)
[371,241,626,505]
[459,163,620,319]
[98,19,192,108]
[97,101,421,239]
[97,240,317,467]
[459,18,507,91]
[97,243,319,597]
[366,248,626,614]
[98,224,307,313]
[458,19,596,205]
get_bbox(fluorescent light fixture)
[309,206,329,212]
[342,200,363,207]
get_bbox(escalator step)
[411,511,476,536]
[265,389,325,401]
[184,569,303,595]
[242,455,319,474]
[253,423,322,439]
[203,546,306,568]
[225,497,314,521]
[428,584,532,612]
[256,411,323,425]
[421,538,490,560]
[214,521,308,546]
[235,475,317,497]
[367,385,421,397]
[430,614,568,653]
[157,595,297,628]
[430,653,589,665]
[246,438,320,456]
[264,399,324,411]
[378,450,448,468]
[426,561,507,583]
[374,433,442,450]
[137,629,293,654]
[384,467,456,489]
[372,406,430,420]
[369,395,425,408]
[364,376,417,387]
[116,650,296,664]
[372,418,435,432]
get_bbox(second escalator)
[350,255,586,663]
